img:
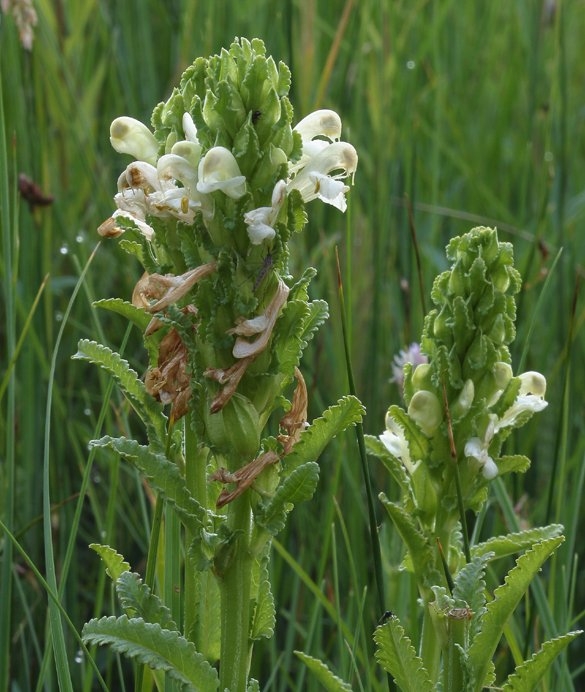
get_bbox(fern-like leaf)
[82,615,218,691]
[256,461,319,535]
[73,340,167,446]
[374,617,433,692]
[90,436,208,534]
[89,543,130,581]
[93,298,152,331]
[116,571,179,631]
[295,651,352,692]
[467,535,564,692]
[284,395,364,474]
[471,524,563,562]
[501,630,582,691]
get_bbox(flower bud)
[204,393,261,462]
[408,390,442,437]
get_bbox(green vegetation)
[1,1,584,690]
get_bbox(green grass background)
[1,0,584,689]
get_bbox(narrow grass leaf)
[294,651,352,692]
[501,630,582,691]
[373,618,433,692]
[82,615,219,691]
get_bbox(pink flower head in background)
[390,343,428,390]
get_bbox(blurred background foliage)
[1,0,584,689]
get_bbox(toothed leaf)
[295,651,352,691]
[89,543,130,582]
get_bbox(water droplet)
[74,649,83,664]
[55,311,63,322]
[84,407,91,416]
[75,231,85,244]
[59,244,69,255]
[406,60,416,70]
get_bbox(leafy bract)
[294,651,352,692]
[467,535,564,691]
[82,615,218,691]
[256,461,319,535]
[284,395,364,473]
[90,436,208,534]
[89,543,130,581]
[374,617,433,692]
[116,571,179,631]
[471,524,563,562]
[93,298,152,331]
[501,631,582,691]
[73,339,167,446]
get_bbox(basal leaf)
[256,461,319,535]
[82,615,218,691]
[91,436,208,534]
[295,651,352,692]
[467,535,564,692]
[93,298,152,331]
[374,617,433,692]
[501,631,582,691]
[284,395,364,473]
[89,543,130,581]
[116,571,179,631]
[471,524,564,562]
[73,339,167,446]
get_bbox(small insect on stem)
[254,253,274,290]
[251,110,262,124]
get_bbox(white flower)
[379,413,418,475]
[287,141,357,212]
[464,370,548,479]
[182,112,199,143]
[244,180,287,245]
[197,147,246,199]
[110,117,160,165]
[288,109,357,212]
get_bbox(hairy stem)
[219,492,253,692]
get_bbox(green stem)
[219,493,253,692]
[443,608,471,691]
[420,604,442,685]
[184,421,207,645]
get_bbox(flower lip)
[110,117,159,165]
[196,146,246,199]
[294,109,342,142]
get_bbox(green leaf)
[471,524,564,562]
[379,493,434,587]
[93,298,152,331]
[467,535,564,692]
[82,615,218,691]
[365,434,413,498]
[284,395,364,473]
[497,454,531,475]
[452,553,492,642]
[250,556,275,640]
[501,631,582,691]
[73,340,167,447]
[89,543,130,581]
[257,461,319,535]
[116,571,179,631]
[90,436,208,534]
[374,617,433,692]
[294,651,352,692]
